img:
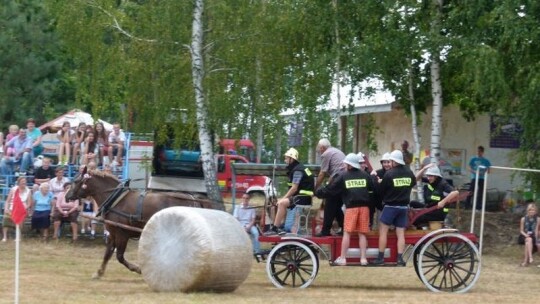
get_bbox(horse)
[65,167,215,279]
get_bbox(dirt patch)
[447,208,522,253]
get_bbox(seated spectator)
[31,182,54,241]
[2,177,33,242]
[80,131,99,166]
[57,121,74,165]
[26,118,44,157]
[80,196,98,239]
[33,157,55,191]
[52,182,79,242]
[108,123,126,167]
[519,203,539,267]
[1,128,33,177]
[233,193,261,254]
[4,125,19,157]
[49,167,70,197]
[72,122,87,165]
[410,164,458,228]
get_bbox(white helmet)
[343,153,361,169]
[425,166,442,177]
[356,152,365,163]
[381,152,391,162]
[389,150,405,165]
[284,148,299,160]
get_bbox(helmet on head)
[425,166,442,177]
[356,152,365,163]
[389,150,405,165]
[381,152,391,162]
[343,153,361,169]
[284,148,299,161]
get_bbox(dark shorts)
[52,210,79,223]
[32,210,51,229]
[288,195,312,210]
[379,205,408,228]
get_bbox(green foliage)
[0,0,68,127]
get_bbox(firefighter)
[264,148,314,235]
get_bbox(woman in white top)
[2,177,33,241]
[49,167,70,197]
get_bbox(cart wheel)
[266,241,319,288]
[418,232,481,293]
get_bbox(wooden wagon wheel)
[417,232,481,293]
[266,241,319,288]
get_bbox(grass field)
[0,236,538,304]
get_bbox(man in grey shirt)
[314,138,345,236]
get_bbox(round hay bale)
[138,206,253,293]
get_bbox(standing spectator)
[80,131,99,166]
[401,140,413,166]
[519,203,539,267]
[1,129,33,177]
[233,193,261,254]
[2,177,33,242]
[264,148,315,235]
[315,138,345,237]
[49,167,70,197]
[4,125,19,157]
[108,123,126,167]
[466,146,491,210]
[26,118,44,157]
[33,157,55,191]
[72,122,87,165]
[52,182,79,242]
[57,121,74,165]
[31,182,54,241]
[94,122,111,165]
[372,150,416,266]
[315,153,374,266]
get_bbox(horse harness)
[92,179,147,225]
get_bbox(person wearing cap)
[410,163,459,228]
[373,150,416,266]
[26,118,44,157]
[315,153,375,266]
[264,148,314,236]
[315,138,345,237]
[369,152,391,229]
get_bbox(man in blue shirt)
[1,129,33,176]
[466,146,491,210]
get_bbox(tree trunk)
[430,55,443,166]
[408,65,424,202]
[190,0,223,210]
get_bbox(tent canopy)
[38,109,113,132]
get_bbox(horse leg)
[92,234,116,279]
[115,235,141,274]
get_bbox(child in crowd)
[57,121,74,165]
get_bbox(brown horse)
[65,167,215,279]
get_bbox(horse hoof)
[92,272,102,280]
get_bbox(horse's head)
[66,166,120,201]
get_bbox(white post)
[15,225,21,304]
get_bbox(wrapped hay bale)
[138,206,253,292]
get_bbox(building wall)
[359,104,522,192]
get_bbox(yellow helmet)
[284,148,299,161]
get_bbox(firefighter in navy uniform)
[372,150,416,266]
[410,164,459,228]
[264,148,315,235]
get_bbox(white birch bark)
[430,55,443,166]
[190,0,223,209]
[409,65,424,202]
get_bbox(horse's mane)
[88,169,120,182]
